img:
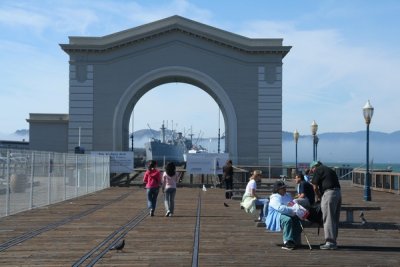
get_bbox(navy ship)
[145,123,193,166]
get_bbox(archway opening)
[128,82,226,165]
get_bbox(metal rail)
[72,208,149,267]
[0,191,131,252]
[191,192,202,267]
[72,191,203,267]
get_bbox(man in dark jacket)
[310,161,341,250]
[223,160,234,199]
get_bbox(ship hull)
[145,141,185,165]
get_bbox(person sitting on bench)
[293,173,315,209]
[241,170,269,222]
[265,180,302,250]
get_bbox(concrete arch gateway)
[112,66,238,155]
[31,15,291,170]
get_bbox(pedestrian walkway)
[0,180,399,266]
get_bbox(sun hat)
[309,161,320,168]
[273,180,287,192]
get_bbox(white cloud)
[235,19,400,133]
[0,0,399,137]
[0,6,49,32]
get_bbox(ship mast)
[217,108,221,153]
[161,121,166,143]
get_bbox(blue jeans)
[256,198,269,221]
[147,188,159,211]
[164,188,176,214]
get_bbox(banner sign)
[186,153,229,174]
[91,151,134,173]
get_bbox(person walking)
[161,162,179,217]
[143,160,162,217]
[223,160,234,199]
[310,161,342,250]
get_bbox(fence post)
[268,157,271,179]
[93,156,97,191]
[29,152,35,209]
[85,155,88,193]
[47,153,51,205]
[5,150,10,216]
[63,154,67,200]
[75,155,79,197]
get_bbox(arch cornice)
[113,66,238,159]
[60,16,291,57]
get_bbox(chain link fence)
[0,149,110,218]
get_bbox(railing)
[0,149,110,218]
[352,169,400,194]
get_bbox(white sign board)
[186,153,229,174]
[91,151,134,173]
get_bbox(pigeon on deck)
[360,211,367,225]
[110,239,125,252]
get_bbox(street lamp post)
[293,130,299,172]
[315,135,319,160]
[311,120,318,161]
[363,100,374,201]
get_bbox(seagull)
[360,211,367,225]
[110,239,125,252]
[224,202,229,207]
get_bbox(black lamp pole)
[311,120,318,161]
[293,130,299,172]
[363,100,374,201]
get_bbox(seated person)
[265,180,302,250]
[241,170,269,222]
[304,168,311,183]
[294,173,315,209]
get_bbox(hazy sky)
[1,0,399,139]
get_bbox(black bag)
[308,202,323,227]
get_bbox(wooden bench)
[340,206,381,223]
[229,187,296,200]
[254,205,382,227]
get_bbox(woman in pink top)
[161,162,179,217]
[143,160,162,216]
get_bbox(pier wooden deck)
[0,180,399,266]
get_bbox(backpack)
[308,201,323,227]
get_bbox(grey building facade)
[28,15,291,168]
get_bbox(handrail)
[352,169,400,194]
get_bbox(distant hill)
[282,130,400,164]
[2,128,399,163]
[3,128,400,143]
[282,130,400,142]
[14,129,29,136]
[0,129,29,141]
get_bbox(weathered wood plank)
[0,181,398,266]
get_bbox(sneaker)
[150,209,154,217]
[320,242,337,250]
[254,216,262,222]
[165,211,171,217]
[168,213,173,217]
[281,241,295,250]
